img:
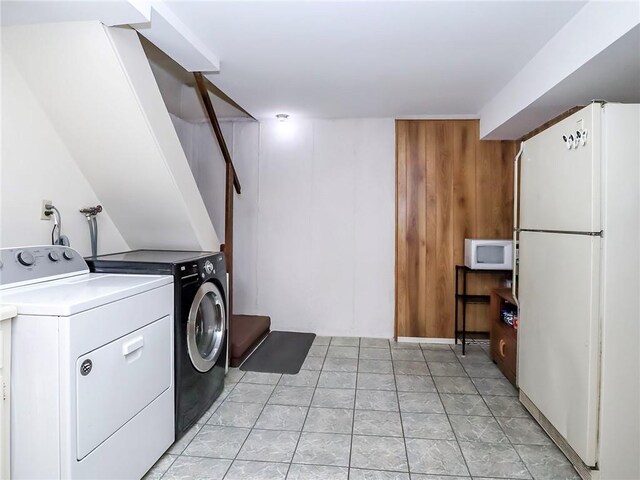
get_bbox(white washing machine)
[0,245,175,480]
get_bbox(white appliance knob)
[63,250,74,260]
[49,252,60,262]
[17,251,35,266]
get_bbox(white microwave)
[464,239,513,270]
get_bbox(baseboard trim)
[397,337,455,344]
[520,391,598,480]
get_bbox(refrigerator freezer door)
[518,231,600,466]
[520,104,601,232]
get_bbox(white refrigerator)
[516,103,639,480]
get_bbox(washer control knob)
[204,260,214,275]
[63,250,74,261]
[48,251,60,262]
[17,251,35,266]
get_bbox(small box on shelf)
[500,302,518,328]
[490,288,518,386]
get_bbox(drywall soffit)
[132,2,220,73]
[0,1,220,73]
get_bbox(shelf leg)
[462,270,467,356]
[454,268,459,344]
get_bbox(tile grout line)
[477,377,536,480]
[199,370,285,478]
[453,342,537,480]
[431,343,475,478]
[175,452,533,479]
[346,336,361,479]
[159,378,242,478]
[220,375,270,479]
[226,372,282,480]
[456,342,538,480]
[392,339,413,477]
[284,336,330,479]
[182,340,356,478]
[154,451,179,479]
[161,339,551,480]
[173,453,487,475]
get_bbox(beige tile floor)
[144,338,580,480]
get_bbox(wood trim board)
[395,119,516,338]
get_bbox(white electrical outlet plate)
[41,199,52,220]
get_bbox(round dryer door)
[187,282,226,372]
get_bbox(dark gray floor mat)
[240,331,316,374]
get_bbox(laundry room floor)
[144,339,579,480]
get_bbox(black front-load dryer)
[87,250,227,439]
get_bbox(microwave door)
[520,105,601,234]
[476,245,505,266]
[469,242,512,270]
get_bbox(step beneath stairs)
[229,314,271,368]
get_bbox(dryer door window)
[187,282,226,372]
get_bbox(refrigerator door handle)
[512,141,524,308]
[519,228,603,237]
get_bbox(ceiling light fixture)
[276,113,289,122]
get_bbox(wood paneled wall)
[396,120,516,339]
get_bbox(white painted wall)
[232,119,395,338]
[231,122,261,314]
[169,115,229,243]
[147,46,236,245]
[2,22,220,251]
[0,52,129,256]
[148,60,184,120]
[147,44,225,240]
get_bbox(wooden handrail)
[193,71,241,317]
[225,162,235,316]
[193,72,241,194]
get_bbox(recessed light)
[276,113,289,122]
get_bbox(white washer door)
[187,282,226,373]
[76,315,172,459]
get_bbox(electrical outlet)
[41,199,52,220]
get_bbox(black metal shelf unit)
[454,265,511,355]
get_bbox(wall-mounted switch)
[41,199,52,220]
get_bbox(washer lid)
[0,273,173,316]
[90,250,215,264]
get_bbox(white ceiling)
[165,1,586,119]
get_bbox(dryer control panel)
[0,246,89,289]
[197,253,225,280]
